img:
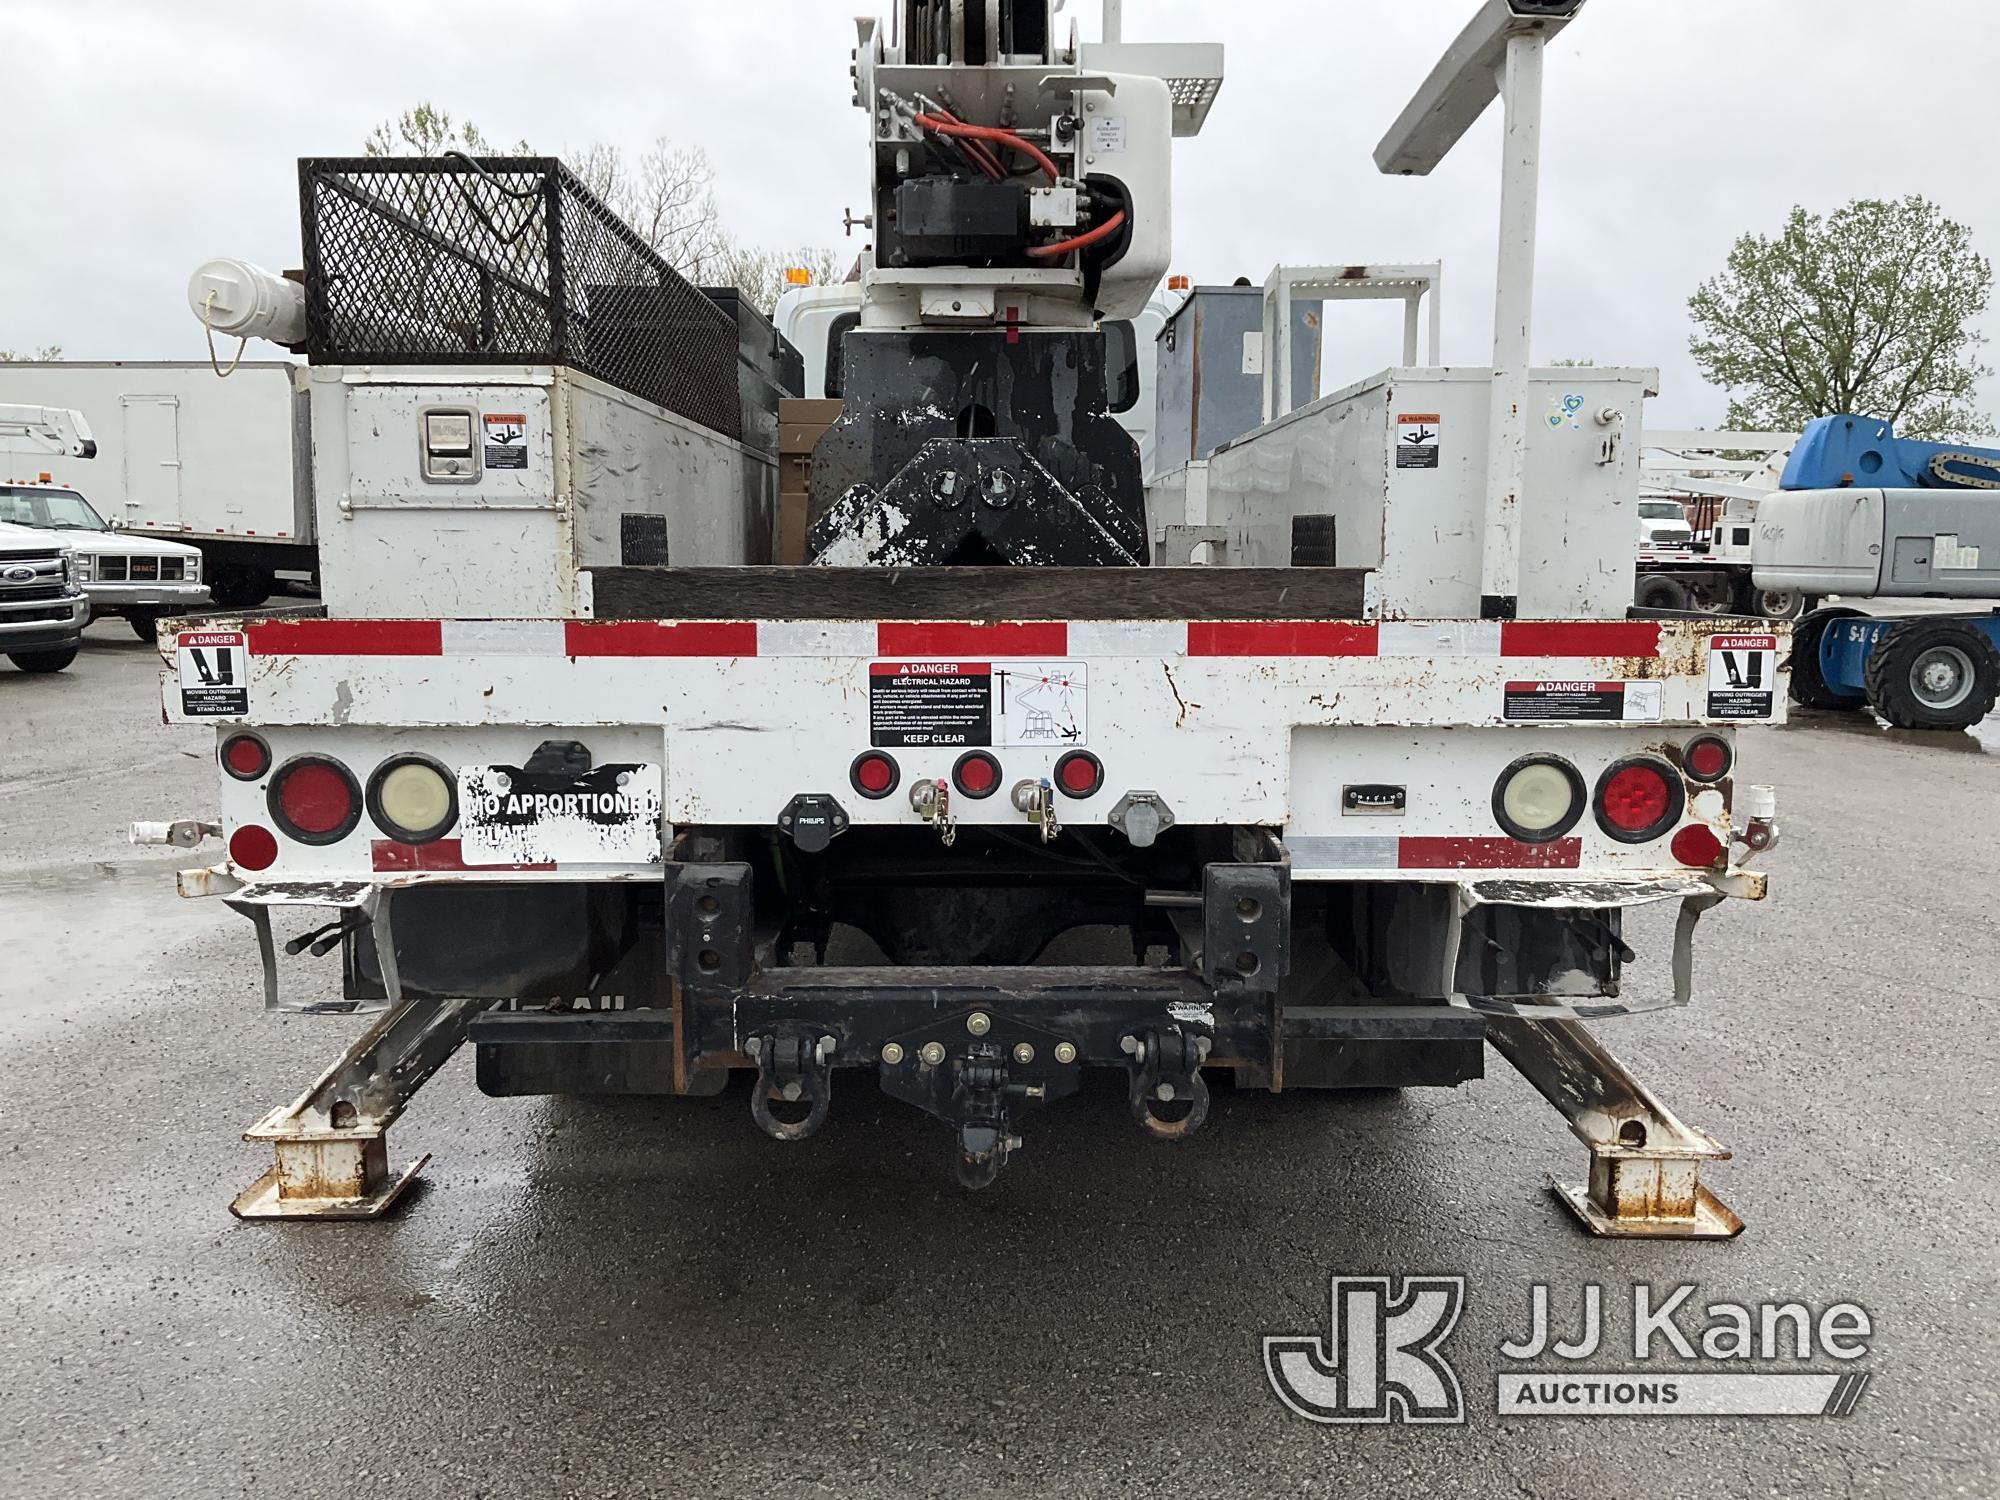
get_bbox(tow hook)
[877,1012,1082,1188]
[745,1029,835,1142]
[1122,1026,1212,1141]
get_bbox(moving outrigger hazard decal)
[176,630,248,716]
[1708,633,1778,719]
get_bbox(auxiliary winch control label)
[1395,412,1441,469]
[1504,680,1664,723]
[870,661,1086,748]
[1708,634,1778,719]
[176,630,248,716]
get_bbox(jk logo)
[1264,1275,1466,1425]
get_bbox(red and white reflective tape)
[1287,835,1584,871]
[244,618,1665,661]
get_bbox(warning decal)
[1396,412,1440,470]
[870,660,1087,749]
[177,630,248,716]
[1708,634,1778,719]
[482,411,528,470]
[1504,680,1664,723]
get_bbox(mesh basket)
[298,156,741,440]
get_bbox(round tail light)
[1682,734,1732,783]
[952,750,1002,799]
[221,732,271,781]
[850,751,900,799]
[1593,757,1685,843]
[267,755,362,845]
[1671,824,1726,867]
[228,824,278,871]
[366,755,457,844]
[1053,750,1103,799]
[1493,754,1586,843]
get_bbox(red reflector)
[278,763,356,835]
[229,825,278,871]
[1671,825,1725,867]
[954,752,999,797]
[851,752,897,797]
[1601,765,1672,832]
[1684,737,1730,780]
[1054,751,1102,798]
[223,735,269,779]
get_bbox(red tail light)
[268,756,362,844]
[1682,734,1732,783]
[1053,750,1103,799]
[228,824,278,871]
[953,750,1002,799]
[850,751,900,799]
[221,733,271,781]
[1593,757,1684,843]
[1671,825,1725,867]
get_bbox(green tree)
[363,102,528,158]
[1689,196,1993,439]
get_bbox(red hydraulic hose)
[1025,209,1127,260]
[923,106,1005,181]
[913,113,1060,183]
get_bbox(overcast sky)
[5,0,1998,427]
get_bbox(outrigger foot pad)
[1489,1016,1746,1241]
[231,1112,430,1220]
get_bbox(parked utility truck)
[141,0,1780,1239]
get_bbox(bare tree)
[712,245,846,316]
[0,346,62,361]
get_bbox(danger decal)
[1707,634,1778,719]
[1504,680,1664,723]
[869,660,1087,748]
[176,630,248,716]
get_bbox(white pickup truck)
[0,521,87,672]
[0,479,208,638]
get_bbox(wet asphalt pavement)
[2,624,1996,1499]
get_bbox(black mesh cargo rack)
[298,155,742,441]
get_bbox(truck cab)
[0,480,207,639]
[0,519,87,672]
[1636,497,1693,550]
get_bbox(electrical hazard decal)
[870,661,1087,748]
[1396,412,1441,469]
[1708,634,1778,719]
[1504,680,1664,723]
[482,411,529,470]
[176,630,248,716]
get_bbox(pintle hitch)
[745,1028,836,1142]
[1123,1025,1212,1141]
[878,1010,1082,1189]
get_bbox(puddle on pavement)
[1781,707,1998,756]
[0,864,232,1036]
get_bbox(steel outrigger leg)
[232,995,487,1219]
[1487,1017,1744,1240]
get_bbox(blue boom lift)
[1754,414,2000,730]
